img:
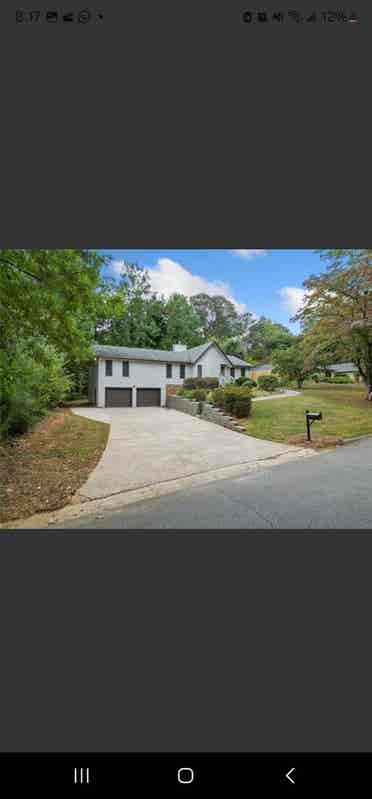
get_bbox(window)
[166,364,172,378]
[241,368,245,377]
[197,364,202,377]
[122,361,129,377]
[220,364,225,376]
[180,364,185,379]
[230,367,235,378]
[105,360,112,377]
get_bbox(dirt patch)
[0,409,109,523]
[287,434,344,449]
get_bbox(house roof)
[228,354,252,367]
[92,342,252,367]
[326,362,358,373]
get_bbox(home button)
[178,767,194,784]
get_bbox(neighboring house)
[88,341,252,408]
[323,362,360,381]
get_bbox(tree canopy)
[0,249,108,360]
[294,249,372,397]
[244,317,295,363]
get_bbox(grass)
[0,408,109,523]
[240,385,372,444]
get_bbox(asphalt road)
[52,437,372,530]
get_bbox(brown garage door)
[136,388,161,407]
[105,388,132,407]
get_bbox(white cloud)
[111,257,246,313]
[230,249,267,259]
[279,286,306,315]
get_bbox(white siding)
[96,358,190,407]
[192,344,231,383]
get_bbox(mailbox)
[306,411,322,422]
[305,410,322,441]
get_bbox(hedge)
[321,375,354,384]
[183,377,219,390]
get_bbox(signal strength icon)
[73,767,91,785]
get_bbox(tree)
[0,249,108,361]
[295,249,372,399]
[161,294,203,349]
[189,293,253,341]
[244,317,295,363]
[272,341,312,389]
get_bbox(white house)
[88,341,252,408]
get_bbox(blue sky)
[100,249,326,331]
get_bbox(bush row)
[312,374,354,384]
[183,377,219,390]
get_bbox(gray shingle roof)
[93,344,194,363]
[92,342,251,367]
[229,354,252,367]
[326,362,358,372]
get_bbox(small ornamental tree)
[272,345,311,390]
[257,373,281,392]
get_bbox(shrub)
[235,376,248,386]
[235,376,256,387]
[183,377,219,390]
[0,338,72,438]
[316,375,353,384]
[327,375,353,384]
[211,385,252,417]
[211,387,225,407]
[222,385,242,413]
[191,389,207,401]
[232,388,252,418]
[257,374,280,392]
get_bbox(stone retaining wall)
[200,403,246,433]
[166,395,200,416]
[166,396,246,433]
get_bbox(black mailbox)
[306,411,322,422]
[305,410,322,441]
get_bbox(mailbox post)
[305,410,322,441]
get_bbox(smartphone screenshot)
[0,1,371,794]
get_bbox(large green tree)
[161,294,203,349]
[189,293,253,342]
[295,249,372,399]
[244,317,295,363]
[0,249,108,360]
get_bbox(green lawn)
[242,385,372,443]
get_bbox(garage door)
[136,388,161,407]
[105,388,132,407]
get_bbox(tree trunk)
[366,344,372,400]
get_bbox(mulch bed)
[0,408,109,523]
[287,434,344,449]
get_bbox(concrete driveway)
[73,407,300,501]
